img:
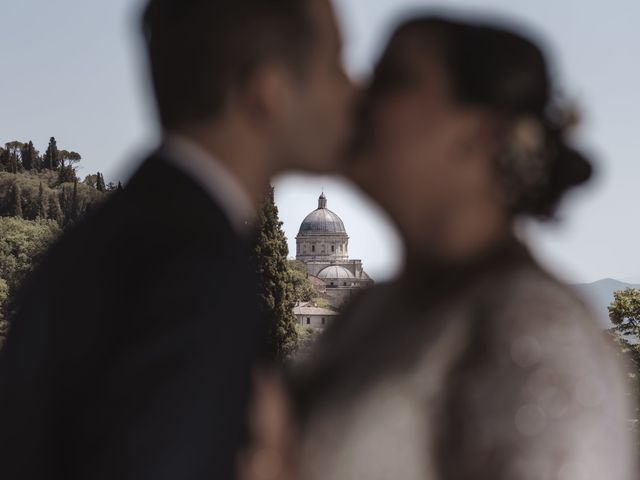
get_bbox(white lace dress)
[291,258,636,480]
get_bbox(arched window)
[312,245,315,253]
[331,245,335,253]
[306,317,311,325]
[322,317,326,325]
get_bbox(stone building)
[296,193,372,308]
[293,302,340,330]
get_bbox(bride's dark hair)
[374,16,593,219]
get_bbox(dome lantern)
[318,192,327,209]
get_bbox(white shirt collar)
[162,134,255,237]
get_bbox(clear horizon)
[1,0,638,283]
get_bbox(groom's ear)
[239,63,300,129]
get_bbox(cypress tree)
[43,137,59,170]
[37,182,47,219]
[96,172,106,192]
[9,182,23,218]
[59,186,70,225]
[116,181,123,192]
[0,147,7,170]
[21,141,37,170]
[62,180,80,227]
[48,194,64,225]
[253,186,298,360]
[72,181,80,220]
[57,164,76,184]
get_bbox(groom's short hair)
[142,0,314,129]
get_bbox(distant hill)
[572,278,640,329]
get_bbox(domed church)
[296,193,373,308]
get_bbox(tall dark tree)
[4,142,23,173]
[0,147,6,170]
[69,180,79,224]
[57,165,77,184]
[58,186,70,224]
[43,137,60,170]
[96,172,106,192]
[20,141,38,171]
[37,182,47,219]
[47,194,64,225]
[8,182,23,218]
[253,186,298,360]
[60,181,80,227]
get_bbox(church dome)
[298,193,346,235]
[317,265,355,280]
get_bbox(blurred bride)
[242,15,636,480]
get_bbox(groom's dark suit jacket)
[0,152,264,479]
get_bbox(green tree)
[59,181,80,227]
[254,187,298,360]
[57,150,81,176]
[37,182,47,219]
[0,217,60,346]
[0,278,8,349]
[0,147,6,169]
[608,288,640,436]
[69,180,79,224]
[8,182,23,218]
[47,193,64,225]
[295,323,321,357]
[288,259,316,303]
[609,288,640,340]
[96,172,106,192]
[20,141,38,171]
[4,141,24,173]
[43,137,60,170]
[57,165,77,184]
[84,174,97,189]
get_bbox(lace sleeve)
[435,277,636,480]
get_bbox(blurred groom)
[0,0,353,479]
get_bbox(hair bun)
[547,139,593,195]
[524,133,593,218]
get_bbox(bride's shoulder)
[495,263,596,329]
[478,263,617,376]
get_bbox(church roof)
[298,193,346,235]
[317,265,355,280]
[293,305,339,316]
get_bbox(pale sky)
[1,0,638,283]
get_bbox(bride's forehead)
[371,48,450,105]
[377,32,446,82]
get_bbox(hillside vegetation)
[0,137,119,346]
